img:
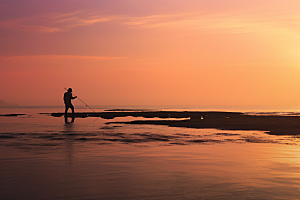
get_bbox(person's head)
[68,88,72,92]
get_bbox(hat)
[68,88,72,92]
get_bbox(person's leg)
[65,104,69,114]
[70,104,74,113]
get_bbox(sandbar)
[50,111,300,135]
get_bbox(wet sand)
[50,111,300,135]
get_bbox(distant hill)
[0,100,18,106]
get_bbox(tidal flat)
[52,111,300,135]
[1,107,300,199]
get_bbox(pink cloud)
[0,55,127,60]
[0,10,122,33]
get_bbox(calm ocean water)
[1,105,300,200]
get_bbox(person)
[64,88,77,114]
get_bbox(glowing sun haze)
[1,0,300,106]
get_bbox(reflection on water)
[65,115,75,123]
[1,143,300,199]
[1,108,300,199]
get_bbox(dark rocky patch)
[0,135,16,139]
[0,114,26,117]
[174,133,191,137]
[39,135,55,139]
[50,138,67,140]
[215,133,240,136]
[102,138,121,142]
[169,142,187,145]
[76,138,88,140]
[101,132,125,137]
[27,142,60,146]
[243,136,277,143]
[100,126,115,129]
[120,139,145,143]
[189,139,222,143]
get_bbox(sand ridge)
[49,111,300,135]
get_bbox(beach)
[1,106,300,199]
[3,0,300,199]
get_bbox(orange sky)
[1,0,300,106]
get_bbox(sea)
[1,105,300,200]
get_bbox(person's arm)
[71,96,77,99]
[63,93,66,102]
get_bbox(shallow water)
[1,107,300,199]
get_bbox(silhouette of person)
[64,88,77,114]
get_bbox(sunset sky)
[1,0,300,106]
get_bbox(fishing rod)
[64,87,95,113]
